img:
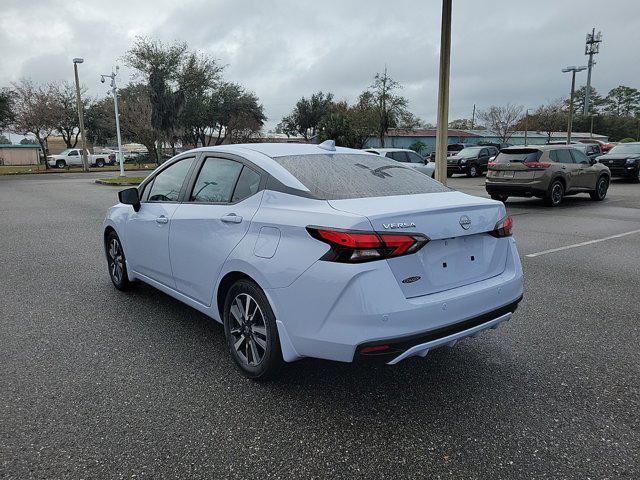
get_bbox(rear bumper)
[486,181,547,197]
[267,237,524,363]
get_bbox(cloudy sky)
[1,0,639,130]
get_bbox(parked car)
[546,141,603,161]
[579,138,615,153]
[47,148,114,168]
[104,142,523,379]
[365,148,435,178]
[447,146,499,177]
[485,145,611,206]
[596,142,640,182]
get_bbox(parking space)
[1,172,639,479]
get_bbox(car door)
[125,156,196,287]
[550,149,581,191]
[478,148,490,169]
[67,149,81,166]
[570,148,597,188]
[168,156,264,306]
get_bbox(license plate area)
[502,170,515,178]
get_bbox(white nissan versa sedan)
[103,141,523,379]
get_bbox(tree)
[0,89,14,131]
[207,82,266,145]
[369,68,410,147]
[479,103,523,143]
[567,85,604,115]
[50,81,89,148]
[20,138,35,145]
[0,134,10,144]
[10,79,56,167]
[603,85,640,117]
[277,91,334,140]
[85,97,116,146]
[118,83,158,161]
[125,37,189,160]
[523,100,567,142]
[409,140,427,154]
[448,118,473,129]
[316,94,378,149]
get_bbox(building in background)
[0,144,41,165]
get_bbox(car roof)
[501,144,575,151]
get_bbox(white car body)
[47,148,112,168]
[103,143,523,369]
[365,148,436,178]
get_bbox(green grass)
[0,163,157,175]
[95,176,146,185]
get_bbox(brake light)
[523,162,551,169]
[488,162,497,168]
[307,227,429,263]
[489,215,513,238]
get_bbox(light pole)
[434,0,452,185]
[562,66,586,144]
[100,67,125,177]
[73,58,89,172]
[583,29,603,115]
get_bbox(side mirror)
[118,187,141,212]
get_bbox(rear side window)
[273,153,449,200]
[570,149,590,164]
[231,166,262,202]
[550,149,574,164]
[191,158,243,203]
[494,149,542,163]
[147,158,195,202]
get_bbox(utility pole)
[101,67,125,177]
[562,66,586,144]
[524,109,529,146]
[470,104,476,130]
[435,0,452,185]
[583,28,602,115]
[72,58,89,172]
[590,115,594,138]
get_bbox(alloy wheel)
[229,293,268,367]
[551,182,563,205]
[597,177,608,198]
[108,238,124,284]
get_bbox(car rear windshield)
[273,153,449,200]
[494,149,542,163]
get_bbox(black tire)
[467,163,479,178]
[545,180,564,207]
[590,175,609,201]
[105,230,130,291]
[223,279,282,380]
[56,160,66,169]
[632,168,640,184]
[490,193,508,202]
[96,159,105,168]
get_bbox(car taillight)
[488,161,497,168]
[489,215,513,238]
[306,227,429,263]
[523,162,551,169]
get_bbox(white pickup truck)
[47,148,115,168]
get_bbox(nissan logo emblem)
[459,215,471,230]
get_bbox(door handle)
[155,215,169,224]
[221,213,243,223]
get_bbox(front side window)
[191,157,243,203]
[273,153,449,200]
[550,149,574,164]
[68,150,79,156]
[406,151,424,164]
[571,149,590,164]
[147,157,195,202]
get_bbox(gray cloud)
[1,0,639,130]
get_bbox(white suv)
[365,148,436,178]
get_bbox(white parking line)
[525,229,640,258]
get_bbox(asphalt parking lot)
[1,171,639,479]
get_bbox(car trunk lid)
[328,192,510,298]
